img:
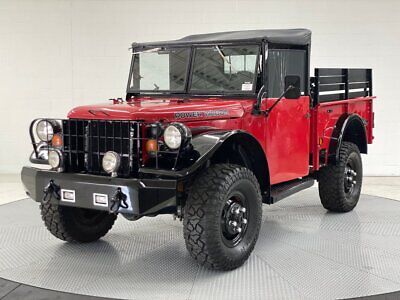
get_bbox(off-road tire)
[183,164,262,270]
[40,201,117,242]
[318,142,363,212]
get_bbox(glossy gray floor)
[1,190,400,300]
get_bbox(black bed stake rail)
[311,68,373,105]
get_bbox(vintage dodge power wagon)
[21,29,375,270]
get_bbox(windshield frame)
[126,42,262,97]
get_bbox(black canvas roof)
[133,29,311,48]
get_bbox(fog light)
[48,150,62,169]
[102,151,120,176]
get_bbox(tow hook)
[109,187,128,214]
[42,180,61,203]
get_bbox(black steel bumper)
[21,166,177,216]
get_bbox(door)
[264,48,310,184]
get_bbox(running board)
[269,177,315,204]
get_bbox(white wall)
[0,0,398,175]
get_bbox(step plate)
[271,177,315,203]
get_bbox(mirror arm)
[264,85,294,117]
[252,86,266,115]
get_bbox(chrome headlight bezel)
[48,149,63,170]
[30,119,64,168]
[163,123,192,150]
[36,120,55,142]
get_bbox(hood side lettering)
[175,110,229,119]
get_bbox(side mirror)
[284,75,301,99]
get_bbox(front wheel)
[183,164,262,271]
[318,142,363,212]
[40,201,117,242]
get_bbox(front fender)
[139,130,245,178]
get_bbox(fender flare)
[140,130,269,183]
[328,114,367,163]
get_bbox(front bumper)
[21,166,177,216]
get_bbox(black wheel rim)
[344,156,358,196]
[220,192,248,248]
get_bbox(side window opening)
[266,49,307,98]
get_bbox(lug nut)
[240,207,246,213]
[352,171,357,176]
[353,180,357,185]
[236,227,242,233]
[242,219,248,224]
[230,221,238,227]
[233,208,240,215]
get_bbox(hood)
[68,97,248,122]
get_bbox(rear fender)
[328,114,367,164]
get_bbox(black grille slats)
[62,119,87,173]
[62,119,141,177]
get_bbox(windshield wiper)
[215,46,237,73]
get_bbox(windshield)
[127,45,260,94]
[190,45,260,93]
[128,48,190,92]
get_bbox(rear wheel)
[40,201,117,242]
[318,142,363,212]
[183,164,262,270]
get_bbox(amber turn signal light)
[145,139,158,154]
[51,134,63,148]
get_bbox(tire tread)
[318,142,362,212]
[40,201,116,243]
[183,163,262,270]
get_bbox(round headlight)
[102,151,121,175]
[48,150,62,169]
[36,120,54,142]
[164,125,182,149]
[163,123,191,150]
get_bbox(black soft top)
[133,29,311,48]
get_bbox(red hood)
[68,98,249,122]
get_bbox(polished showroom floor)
[0,175,400,300]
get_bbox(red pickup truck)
[21,29,375,270]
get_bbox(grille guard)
[29,118,182,177]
